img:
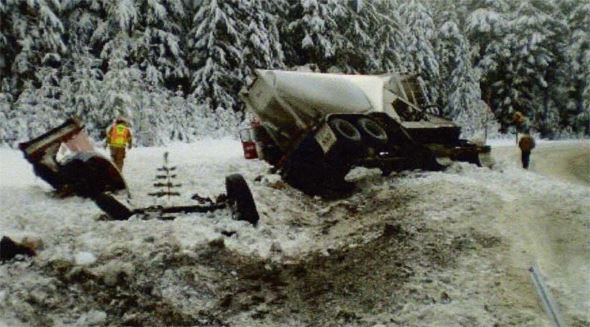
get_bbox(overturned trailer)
[240,70,491,196]
[19,118,260,225]
[19,118,127,197]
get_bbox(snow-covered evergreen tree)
[240,0,285,84]
[563,0,590,134]
[100,39,158,145]
[436,20,495,138]
[397,0,440,109]
[372,0,406,73]
[188,0,244,117]
[329,0,375,73]
[10,68,65,144]
[129,0,189,88]
[0,90,13,146]
[464,0,509,108]
[0,0,66,95]
[284,0,341,71]
[59,49,104,136]
[494,1,564,135]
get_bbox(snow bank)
[0,139,588,326]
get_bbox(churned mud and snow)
[0,139,588,326]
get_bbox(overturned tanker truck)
[240,69,492,196]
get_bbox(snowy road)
[0,140,588,326]
[490,141,590,326]
[492,140,590,185]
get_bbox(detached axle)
[93,174,260,226]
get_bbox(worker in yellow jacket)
[106,117,133,171]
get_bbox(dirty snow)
[0,139,588,326]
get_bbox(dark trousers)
[110,147,126,171]
[521,150,531,169]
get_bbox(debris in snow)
[382,223,403,238]
[75,252,97,266]
[76,310,107,326]
[20,236,44,252]
[95,261,135,287]
[0,236,36,262]
[221,230,237,237]
[270,241,282,255]
[209,238,225,249]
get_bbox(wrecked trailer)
[95,173,260,226]
[240,70,492,196]
[19,118,260,226]
[19,118,126,197]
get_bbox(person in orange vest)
[106,116,133,171]
[512,111,531,142]
[518,134,535,169]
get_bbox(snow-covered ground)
[0,139,588,326]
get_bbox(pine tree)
[0,0,66,95]
[240,0,285,84]
[59,49,104,138]
[329,1,366,72]
[188,0,244,116]
[373,0,409,73]
[436,20,475,115]
[0,90,13,146]
[495,1,564,136]
[60,0,104,58]
[284,0,341,71]
[436,20,494,138]
[563,0,590,134]
[397,0,440,108]
[129,0,189,88]
[464,0,509,115]
[10,68,65,144]
[100,39,169,146]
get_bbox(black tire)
[225,174,259,226]
[327,117,366,159]
[328,118,361,143]
[356,117,388,146]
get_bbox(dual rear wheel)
[327,116,389,158]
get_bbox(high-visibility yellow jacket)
[107,123,132,148]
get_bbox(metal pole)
[529,264,567,327]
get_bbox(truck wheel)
[328,117,365,158]
[225,174,259,226]
[356,117,388,146]
[328,118,361,143]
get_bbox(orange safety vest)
[109,123,131,148]
[518,135,535,152]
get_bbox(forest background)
[0,0,588,146]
